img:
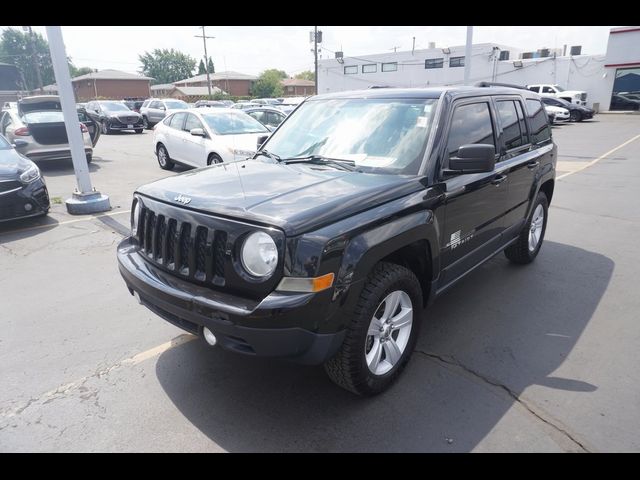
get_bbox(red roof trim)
[610,27,640,34]
[604,61,640,68]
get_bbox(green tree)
[295,70,315,82]
[198,59,206,75]
[138,48,196,85]
[251,69,287,98]
[69,65,95,78]
[0,28,56,89]
[208,57,215,74]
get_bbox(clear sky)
[4,26,618,77]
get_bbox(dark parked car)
[123,99,145,113]
[243,106,287,130]
[610,94,640,111]
[118,86,556,395]
[540,96,594,121]
[86,100,144,134]
[0,133,50,222]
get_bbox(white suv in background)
[527,84,588,106]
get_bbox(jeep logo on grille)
[174,194,191,205]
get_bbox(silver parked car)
[0,96,94,163]
[139,98,189,129]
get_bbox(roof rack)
[475,81,528,90]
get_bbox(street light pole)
[45,26,110,214]
[195,26,215,97]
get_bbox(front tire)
[324,262,423,396]
[101,121,110,135]
[143,116,150,130]
[135,129,143,134]
[570,110,582,122]
[156,144,175,171]
[207,153,223,165]
[504,191,548,264]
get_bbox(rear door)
[437,97,509,289]
[149,101,163,124]
[493,97,542,233]
[181,113,208,167]
[165,112,188,161]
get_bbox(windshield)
[262,97,438,175]
[101,102,130,112]
[165,100,188,109]
[0,134,10,149]
[23,111,64,123]
[554,85,565,92]
[201,111,269,135]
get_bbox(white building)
[318,27,640,112]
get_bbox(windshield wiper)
[282,155,356,171]
[253,149,281,162]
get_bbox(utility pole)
[390,46,400,53]
[463,26,473,85]
[195,26,215,97]
[23,26,43,93]
[45,26,110,214]
[314,26,318,95]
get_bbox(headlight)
[241,231,278,278]
[19,165,40,183]
[233,149,255,157]
[131,198,141,236]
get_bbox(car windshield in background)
[201,111,269,135]
[0,135,10,149]
[264,97,439,175]
[554,85,565,92]
[101,102,131,112]
[165,100,188,109]
[22,111,65,123]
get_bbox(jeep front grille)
[580,93,587,101]
[137,206,227,286]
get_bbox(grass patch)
[51,196,63,205]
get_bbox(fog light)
[203,327,217,346]
[24,203,33,211]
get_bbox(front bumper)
[0,179,49,223]
[117,237,345,364]
[108,119,144,131]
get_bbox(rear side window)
[446,102,495,160]
[183,113,203,132]
[496,100,526,150]
[169,112,186,129]
[542,86,555,94]
[528,86,540,93]
[525,99,551,144]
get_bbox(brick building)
[71,70,152,101]
[281,78,316,96]
[174,71,257,97]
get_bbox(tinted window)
[183,113,203,132]
[248,111,265,123]
[100,102,130,112]
[514,101,529,144]
[496,100,524,150]
[425,58,444,69]
[265,111,284,127]
[201,111,269,135]
[447,102,495,160]
[525,99,551,144]
[542,86,555,93]
[450,57,465,67]
[169,112,187,129]
[528,86,540,93]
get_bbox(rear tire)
[135,129,143,134]
[86,154,92,164]
[143,116,150,130]
[324,262,423,396]
[504,191,548,264]
[207,153,223,165]
[101,121,110,135]
[156,144,175,171]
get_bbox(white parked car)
[527,84,587,106]
[152,108,271,170]
[544,105,570,123]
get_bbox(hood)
[108,111,142,120]
[0,148,35,179]
[220,133,266,153]
[18,95,61,115]
[137,160,422,236]
[545,105,568,114]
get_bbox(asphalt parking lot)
[1,114,639,452]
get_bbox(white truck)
[527,84,588,106]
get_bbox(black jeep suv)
[117,86,556,395]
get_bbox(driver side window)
[446,102,496,164]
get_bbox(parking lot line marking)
[0,209,131,236]
[0,334,195,419]
[557,132,640,180]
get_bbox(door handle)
[491,174,507,186]
[527,161,540,169]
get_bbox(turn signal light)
[276,273,335,293]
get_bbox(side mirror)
[159,105,166,111]
[257,134,269,149]
[12,139,28,149]
[447,144,495,174]
[190,128,206,137]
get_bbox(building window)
[450,56,465,67]
[425,58,444,69]
[499,50,510,61]
[381,62,397,72]
[362,64,377,74]
[288,86,293,92]
[344,65,357,75]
